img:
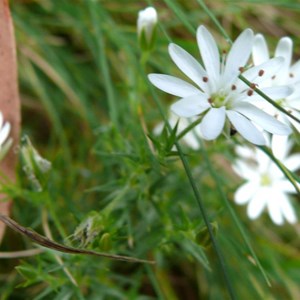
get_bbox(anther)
[239,67,244,73]
[208,98,213,104]
[250,83,258,89]
[203,76,208,82]
[247,89,254,96]
[258,70,264,76]
[231,85,236,91]
[271,75,276,80]
[289,73,294,78]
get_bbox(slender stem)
[147,81,236,299]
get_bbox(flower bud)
[20,136,51,192]
[137,6,157,51]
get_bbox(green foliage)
[0,0,299,299]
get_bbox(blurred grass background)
[0,0,300,299]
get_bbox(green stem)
[146,79,236,300]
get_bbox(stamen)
[239,67,244,73]
[247,90,254,96]
[203,76,208,82]
[258,70,264,76]
[289,73,294,78]
[250,83,258,89]
[208,98,213,104]
[231,85,236,91]
[272,75,276,80]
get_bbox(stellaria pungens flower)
[252,34,300,132]
[148,25,292,145]
[233,135,299,225]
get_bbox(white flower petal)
[275,37,292,64]
[252,34,269,65]
[267,191,284,225]
[259,86,293,100]
[272,37,293,84]
[290,60,300,78]
[289,101,300,111]
[235,145,255,160]
[148,74,200,97]
[171,94,210,118]
[234,181,258,204]
[256,148,271,173]
[276,179,297,194]
[168,43,209,93]
[271,135,291,160]
[0,122,10,146]
[200,107,226,140]
[233,160,258,180]
[183,130,202,150]
[196,25,220,90]
[235,57,283,91]
[223,29,253,86]
[284,154,300,172]
[233,102,292,135]
[279,195,297,224]
[247,188,267,220]
[226,110,266,145]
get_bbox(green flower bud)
[137,7,157,52]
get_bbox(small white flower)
[234,135,299,225]
[137,7,157,50]
[0,112,12,161]
[149,25,292,145]
[154,112,202,150]
[252,34,300,132]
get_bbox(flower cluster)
[148,25,297,146]
[252,34,300,132]
[147,23,299,225]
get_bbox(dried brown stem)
[0,213,155,264]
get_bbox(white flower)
[234,135,299,225]
[154,112,202,150]
[252,34,300,132]
[148,25,292,145]
[0,112,12,161]
[137,7,157,50]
